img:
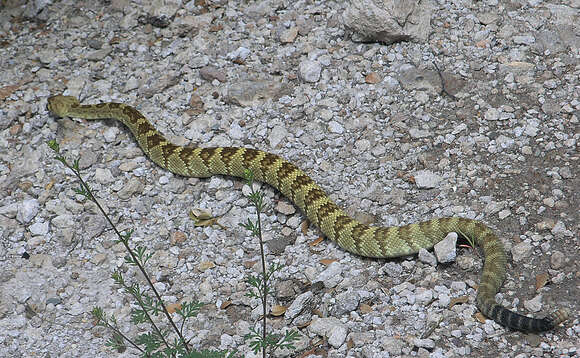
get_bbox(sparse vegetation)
[48,140,235,358]
[239,169,300,357]
[48,140,299,357]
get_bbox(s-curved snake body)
[47,95,569,332]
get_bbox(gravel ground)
[0,0,578,357]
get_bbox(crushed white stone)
[1,1,577,357]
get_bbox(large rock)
[343,0,433,44]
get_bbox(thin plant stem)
[253,197,267,358]
[98,312,146,355]
[49,141,188,354]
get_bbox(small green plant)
[239,169,300,357]
[48,140,234,358]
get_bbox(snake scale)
[47,95,569,332]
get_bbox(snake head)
[47,95,79,117]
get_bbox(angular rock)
[418,248,437,266]
[523,294,543,312]
[415,170,442,189]
[17,199,39,224]
[550,250,565,270]
[268,125,288,148]
[199,66,226,83]
[117,178,144,200]
[314,261,343,288]
[298,60,322,83]
[434,232,457,263]
[309,317,347,348]
[226,80,292,106]
[343,0,433,43]
[285,291,313,320]
[328,324,348,348]
[29,221,49,236]
[381,261,403,277]
[278,27,298,43]
[511,241,532,262]
[398,65,441,94]
[333,290,361,316]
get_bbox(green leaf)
[47,139,59,152]
[111,331,127,353]
[111,271,125,285]
[119,229,134,244]
[278,329,300,349]
[177,301,203,319]
[124,254,136,266]
[91,306,103,317]
[135,332,162,353]
[130,308,148,325]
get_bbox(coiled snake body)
[47,95,569,332]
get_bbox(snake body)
[47,95,569,332]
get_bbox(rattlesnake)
[47,95,569,332]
